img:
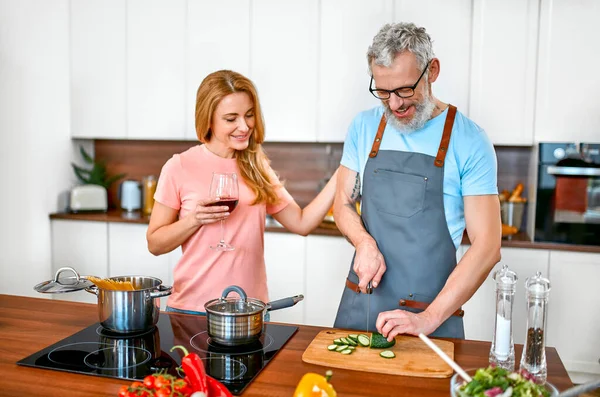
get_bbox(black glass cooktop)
[17,313,297,395]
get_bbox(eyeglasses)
[369,62,430,100]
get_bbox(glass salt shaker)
[519,271,551,384]
[489,264,518,370]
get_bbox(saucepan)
[204,285,303,346]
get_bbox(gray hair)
[367,22,435,73]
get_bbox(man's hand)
[376,309,439,341]
[353,239,386,293]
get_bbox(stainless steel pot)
[86,275,172,334]
[204,285,303,346]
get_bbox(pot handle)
[85,285,99,296]
[149,284,173,299]
[266,294,304,312]
[220,285,248,302]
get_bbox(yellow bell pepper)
[293,370,337,397]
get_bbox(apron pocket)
[372,169,427,218]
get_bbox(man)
[333,22,501,339]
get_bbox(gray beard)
[384,95,436,133]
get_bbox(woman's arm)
[146,199,230,255]
[272,168,338,236]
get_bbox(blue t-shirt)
[341,105,498,249]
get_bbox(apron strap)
[434,104,457,168]
[368,104,457,163]
[369,115,387,158]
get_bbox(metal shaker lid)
[34,267,93,293]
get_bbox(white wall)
[0,0,77,296]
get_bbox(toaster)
[69,185,108,213]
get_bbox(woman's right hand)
[189,198,230,227]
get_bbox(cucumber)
[340,337,350,345]
[335,344,349,352]
[347,346,356,350]
[370,332,396,349]
[327,344,338,351]
[380,350,396,359]
[357,334,370,347]
[348,334,359,342]
[340,349,353,355]
[346,337,358,347]
[333,338,344,345]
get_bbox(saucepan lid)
[204,285,265,316]
[34,266,94,293]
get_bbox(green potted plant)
[71,146,126,189]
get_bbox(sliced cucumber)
[340,337,350,345]
[370,332,396,349]
[333,338,344,345]
[346,337,358,347]
[357,334,370,347]
[335,344,349,352]
[340,349,353,355]
[327,344,338,351]
[380,350,396,359]
[347,346,356,350]
[348,334,359,342]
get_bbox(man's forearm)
[334,202,373,247]
[425,237,501,325]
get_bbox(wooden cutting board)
[302,329,454,378]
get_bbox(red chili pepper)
[170,345,208,394]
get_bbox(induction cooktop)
[17,313,298,395]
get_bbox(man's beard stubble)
[384,93,436,133]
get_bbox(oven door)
[535,165,600,245]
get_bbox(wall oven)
[535,142,600,246]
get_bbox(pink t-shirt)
[154,145,293,311]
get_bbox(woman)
[147,70,337,315]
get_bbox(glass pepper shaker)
[489,264,518,370]
[519,271,551,384]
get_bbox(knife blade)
[366,281,372,333]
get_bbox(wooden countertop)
[1,295,573,397]
[50,210,600,253]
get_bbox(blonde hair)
[195,70,280,206]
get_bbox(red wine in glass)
[207,198,238,213]
[209,172,239,251]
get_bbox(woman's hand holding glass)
[190,197,230,227]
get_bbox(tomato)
[154,376,172,389]
[130,381,144,389]
[118,385,129,397]
[143,375,156,389]
[155,387,171,397]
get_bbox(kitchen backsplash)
[95,139,531,209]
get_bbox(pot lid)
[34,266,94,293]
[204,286,265,316]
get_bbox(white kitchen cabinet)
[250,0,319,142]
[546,251,600,376]
[70,0,126,139]
[264,232,307,324]
[462,247,550,345]
[535,1,600,143]
[108,223,172,310]
[185,0,251,140]
[469,0,539,145]
[304,235,356,327]
[51,220,108,304]
[127,0,186,139]
[394,0,473,115]
[317,0,391,142]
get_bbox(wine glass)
[208,172,239,251]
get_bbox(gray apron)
[333,105,465,338]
